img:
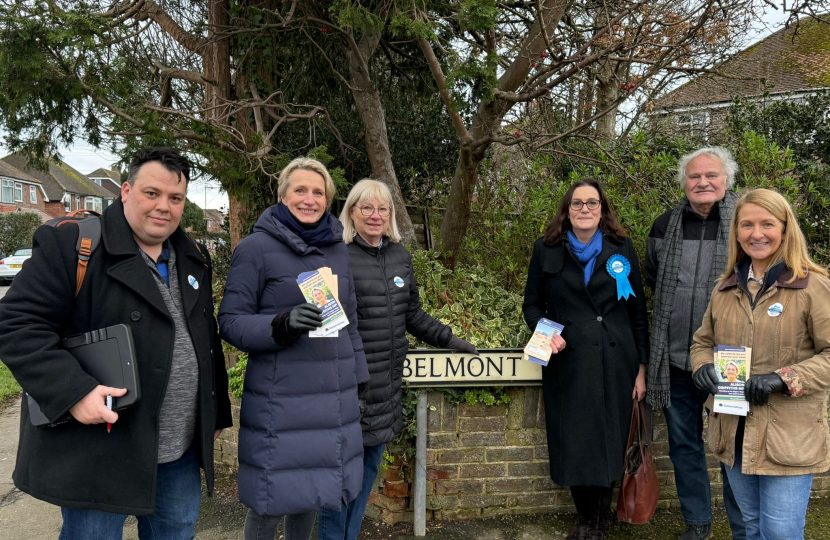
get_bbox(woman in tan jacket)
[690,189,830,540]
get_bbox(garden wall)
[215,353,830,524]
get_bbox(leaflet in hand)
[523,318,564,365]
[712,345,751,416]
[297,268,348,337]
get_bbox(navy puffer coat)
[347,235,453,446]
[218,207,369,517]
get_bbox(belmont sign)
[403,348,542,387]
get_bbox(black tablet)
[28,324,140,427]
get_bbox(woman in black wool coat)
[522,178,649,540]
[316,179,478,540]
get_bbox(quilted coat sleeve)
[775,275,830,397]
[0,225,99,422]
[218,236,281,353]
[344,263,369,384]
[404,251,453,348]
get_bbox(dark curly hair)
[543,178,628,245]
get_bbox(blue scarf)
[272,202,336,247]
[567,230,603,286]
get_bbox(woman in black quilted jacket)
[316,179,477,540]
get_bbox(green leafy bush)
[0,211,41,254]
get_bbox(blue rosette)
[606,255,636,300]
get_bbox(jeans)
[243,509,316,540]
[317,442,386,540]
[59,443,202,540]
[724,447,813,540]
[665,366,746,538]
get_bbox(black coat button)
[131,311,141,321]
[610,341,616,347]
[569,345,575,351]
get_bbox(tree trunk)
[595,59,620,140]
[432,0,568,268]
[346,30,416,247]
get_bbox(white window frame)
[75,195,80,210]
[676,111,710,138]
[30,185,37,204]
[85,196,102,213]
[64,195,71,213]
[13,182,22,202]
[1,179,13,203]
[93,178,102,185]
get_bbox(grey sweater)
[140,245,199,463]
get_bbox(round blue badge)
[606,255,635,300]
[394,276,405,288]
[768,303,783,317]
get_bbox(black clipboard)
[27,324,140,427]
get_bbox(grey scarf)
[646,190,738,408]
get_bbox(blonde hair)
[277,157,336,207]
[339,179,401,244]
[722,189,828,283]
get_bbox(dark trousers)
[665,366,746,538]
[570,484,615,527]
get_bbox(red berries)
[515,131,522,137]
[320,28,328,33]
[541,52,547,58]
[621,82,636,91]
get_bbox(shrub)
[0,211,41,254]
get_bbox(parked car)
[0,248,32,284]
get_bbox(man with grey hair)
[645,147,745,540]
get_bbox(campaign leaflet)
[296,269,349,337]
[713,345,751,416]
[523,318,565,365]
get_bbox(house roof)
[0,160,41,185]
[87,168,122,183]
[1,152,114,201]
[654,16,830,111]
[203,209,224,223]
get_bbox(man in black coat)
[0,147,232,539]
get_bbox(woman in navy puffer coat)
[219,158,369,540]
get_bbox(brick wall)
[214,364,830,523]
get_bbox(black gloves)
[745,373,787,406]
[447,336,479,355]
[288,303,323,332]
[271,303,323,346]
[692,364,719,395]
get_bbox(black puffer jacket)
[348,235,453,446]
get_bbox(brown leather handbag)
[616,399,660,524]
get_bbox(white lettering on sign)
[403,349,542,387]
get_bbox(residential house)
[651,16,830,137]
[2,152,115,218]
[203,208,225,234]
[0,160,53,222]
[87,166,123,198]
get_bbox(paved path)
[0,285,9,300]
[0,405,247,539]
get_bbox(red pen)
[106,394,112,434]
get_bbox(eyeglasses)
[357,205,391,217]
[569,199,601,211]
